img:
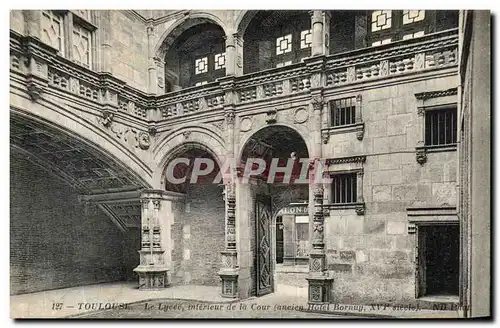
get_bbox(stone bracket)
[415,146,427,165]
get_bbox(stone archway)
[154,14,229,92]
[10,113,152,295]
[160,143,226,287]
[236,124,311,299]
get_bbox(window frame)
[190,49,226,87]
[330,172,358,205]
[42,10,98,70]
[272,22,312,68]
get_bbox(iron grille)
[425,107,457,146]
[331,173,357,204]
[330,97,357,127]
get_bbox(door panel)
[255,195,273,296]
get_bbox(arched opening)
[238,125,310,297]
[163,145,225,286]
[242,10,311,74]
[163,21,226,91]
[328,10,459,55]
[10,114,148,295]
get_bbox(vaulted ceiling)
[10,114,146,230]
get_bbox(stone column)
[306,92,333,304]
[134,190,183,289]
[147,22,158,94]
[310,10,325,57]
[23,10,42,39]
[99,10,112,73]
[224,34,236,76]
[218,77,239,298]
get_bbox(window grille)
[330,97,357,127]
[425,107,457,146]
[331,173,358,204]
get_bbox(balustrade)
[10,29,458,122]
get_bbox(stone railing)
[10,29,458,122]
[9,30,151,122]
[324,29,458,86]
[234,63,311,104]
[156,82,225,119]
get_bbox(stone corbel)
[355,203,365,216]
[100,109,115,128]
[266,108,277,124]
[415,145,427,165]
[355,123,365,141]
[148,123,157,137]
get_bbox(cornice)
[414,88,458,100]
[325,155,366,165]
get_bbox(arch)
[9,99,153,189]
[237,123,312,165]
[154,12,230,61]
[234,10,259,37]
[152,125,226,189]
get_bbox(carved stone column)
[307,92,333,304]
[134,190,183,290]
[217,77,239,298]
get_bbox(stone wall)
[108,11,149,92]
[10,151,133,295]
[322,74,459,303]
[171,183,225,286]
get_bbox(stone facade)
[9,9,488,314]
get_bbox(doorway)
[417,224,460,297]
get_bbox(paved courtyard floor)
[11,281,463,319]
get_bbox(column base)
[134,266,170,290]
[306,274,334,304]
[218,269,239,298]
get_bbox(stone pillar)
[310,10,325,57]
[99,10,112,73]
[224,34,236,76]
[147,22,158,94]
[23,10,42,39]
[307,92,333,304]
[134,190,183,289]
[218,77,239,298]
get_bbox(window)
[295,216,309,258]
[195,57,208,74]
[368,10,429,46]
[330,97,357,127]
[39,10,96,69]
[274,29,312,68]
[191,50,226,86]
[331,173,357,204]
[41,10,64,54]
[72,23,92,68]
[425,107,457,146]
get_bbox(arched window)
[243,11,311,74]
[164,23,226,90]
